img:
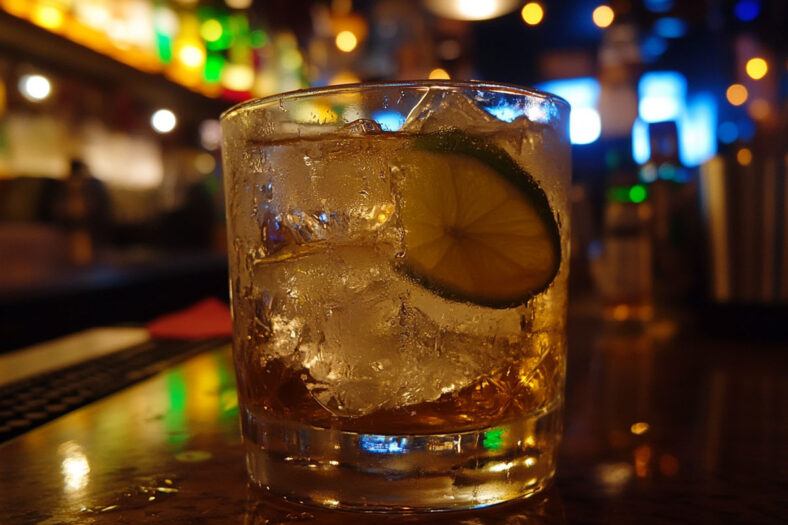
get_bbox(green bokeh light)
[629,184,647,203]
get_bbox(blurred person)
[56,159,111,265]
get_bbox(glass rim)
[220,80,570,121]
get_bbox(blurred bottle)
[591,141,654,321]
[593,197,654,321]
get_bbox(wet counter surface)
[1,308,786,524]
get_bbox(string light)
[725,84,748,106]
[745,57,767,80]
[335,30,358,52]
[178,45,205,68]
[222,64,254,91]
[31,4,65,30]
[593,5,615,28]
[521,2,544,26]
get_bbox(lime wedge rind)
[399,130,561,309]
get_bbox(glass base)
[241,400,562,512]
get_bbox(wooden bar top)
[1,309,786,523]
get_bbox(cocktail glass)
[221,81,570,511]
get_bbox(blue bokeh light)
[679,92,717,167]
[537,77,600,109]
[632,118,651,165]
[371,110,405,131]
[654,17,688,38]
[718,121,738,144]
[536,77,601,145]
[641,35,668,63]
[734,0,761,22]
[569,107,602,145]
[638,71,687,123]
[644,0,674,13]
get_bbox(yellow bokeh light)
[0,0,30,17]
[200,19,223,42]
[592,5,615,28]
[428,68,450,80]
[195,153,216,175]
[335,30,358,53]
[281,48,303,70]
[31,4,65,30]
[725,84,748,106]
[225,0,252,8]
[521,2,544,26]
[178,44,205,68]
[630,422,650,435]
[745,57,768,80]
[222,64,254,91]
[736,148,752,166]
[329,71,361,85]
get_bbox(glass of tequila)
[221,81,570,511]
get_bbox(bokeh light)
[200,19,223,42]
[151,109,177,133]
[195,152,216,174]
[629,186,647,204]
[428,68,450,80]
[31,4,65,30]
[736,147,752,166]
[221,64,254,91]
[571,107,602,145]
[335,30,358,53]
[225,0,252,8]
[745,57,768,79]
[19,74,52,102]
[199,119,222,150]
[747,98,770,120]
[717,122,738,144]
[654,17,687,38]
[725,84,748,106]
[521,3,544,26]
[644,0,674,13]
[734,0,761,22]
[178,45,205,68]
[329,71,361,85]
[592,5,615,28]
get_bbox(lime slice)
[398,130,561,308]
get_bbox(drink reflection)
[562,318,684,497]
[58,440,90,494]
[242,485,566,524]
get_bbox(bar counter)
[1,302,786,523]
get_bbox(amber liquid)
[234,337,564,435]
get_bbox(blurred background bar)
[0,0,786,351]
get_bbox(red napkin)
[147,298,232,340]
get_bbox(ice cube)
[402,89,498,134]
[257,134,400,247]
[339,118,383,135]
